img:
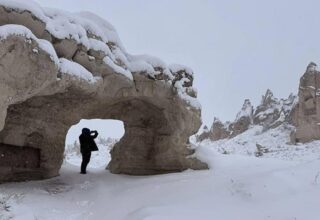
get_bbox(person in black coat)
[79,128,99,174]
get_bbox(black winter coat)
[79,132,98,153]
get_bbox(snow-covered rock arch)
[0,1,207,182]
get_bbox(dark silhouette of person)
[79,128,99,174]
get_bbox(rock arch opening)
[0,95,207,183]
[0,1,207,183]
[64,119,124,169]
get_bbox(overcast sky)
[34,0,320,141]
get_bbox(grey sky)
[34,0,320,141]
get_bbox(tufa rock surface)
[230,99,253,137]
[210,118,231,141]
[291,62,320,143]
[0,1,207,183]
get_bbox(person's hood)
[82,128,91,135]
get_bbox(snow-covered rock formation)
[198,62,320,144]
[253,89,297,129]
[0,0,207,183]
[197,89,297,142]
[291,62,320,143]
[230,99,254,137]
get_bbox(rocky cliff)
[197,84,298,142]
[290,62,320,143]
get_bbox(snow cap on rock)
[235,99,253,121]
[306,62,318,73]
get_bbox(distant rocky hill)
[197,62,320,143]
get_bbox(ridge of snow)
[0,24,99,84]
[169,64,194,76]
[75,10,124,50]
[59,58,100,84]
[0,24,59,65]
[102,56,133,80]
[0,0,48,22]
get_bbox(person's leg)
[81,152,91,174]
[86,152,91,168]
[80,153,86,173]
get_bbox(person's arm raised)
[91,130,98,139]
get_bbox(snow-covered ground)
[199,124,320,162]
[1,127,320,220]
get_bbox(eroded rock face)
[0,2,207,182]
[291,62,320,143]
[230,99,253,137]
[253,90,297,130]
[198,91,297,142]
[196,118,231,142]
[210,118,230,141]
[253,89,280,126]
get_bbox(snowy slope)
[198,124,320,162]
[1,133,320,220]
